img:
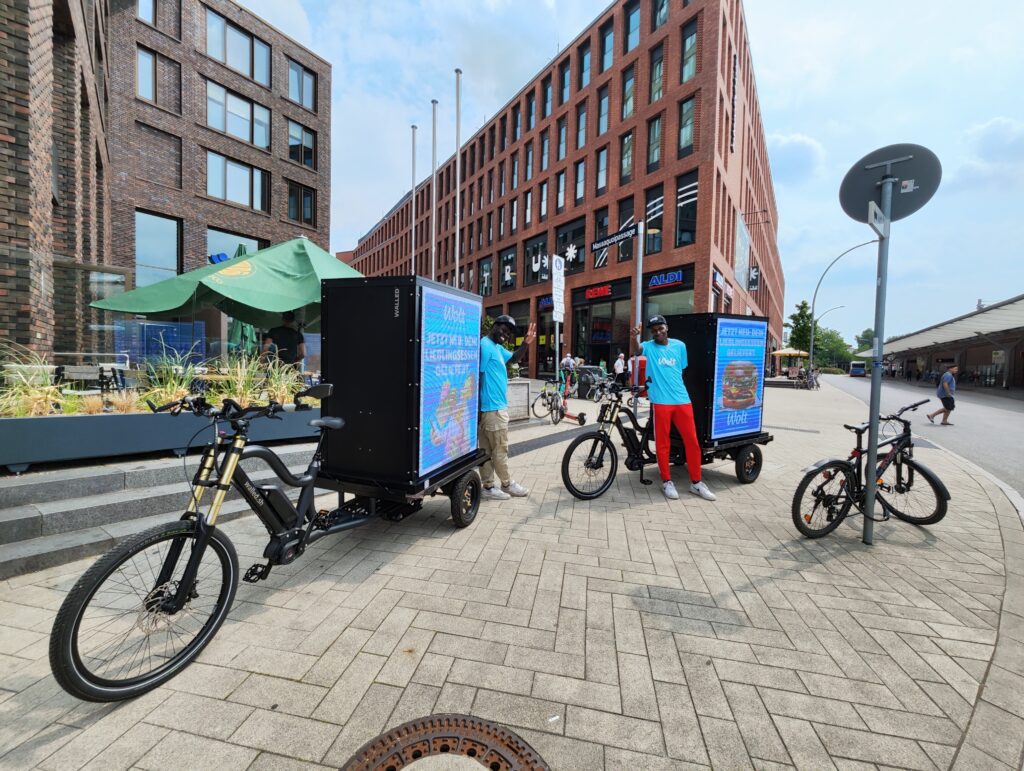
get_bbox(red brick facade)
[346,0,784,377]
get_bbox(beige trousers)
[479,409,510,487]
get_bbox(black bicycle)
[792,398,950,538]
[50,385,481,702]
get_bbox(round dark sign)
[839,143,941,224]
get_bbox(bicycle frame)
[843,420,913,513]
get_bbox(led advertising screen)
[711,317,767,440]
[418,286,481,475]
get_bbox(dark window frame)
[205,7,271,87]
[287,58,318,111]
[287,179,316,226]
[288,118,317,169]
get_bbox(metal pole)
[411,124,417,274]
[808,239,877,373]
[431,99,438,281]
[454,68,462,287]
[554,319,560,387]
[632,220,646,388]
[862,176,895,545]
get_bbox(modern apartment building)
[0,0,331,355]
[346,0,783,377]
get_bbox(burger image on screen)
[722,361,758,410]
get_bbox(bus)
[849,361,867,377]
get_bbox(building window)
[645,185,663,254]
[206,81,270,149]
[136,47,156,101]
[289,120,316,167]
[578,43,591,89]
[556,170,566,211]
[653,0,668,30]
[540,76,553,118]
[511,198,518,232]
[600,21,614,72]
[524,234,548,285]
[650,44,664,103]
[512,104,521,141]
[207,228,264,261]
[137,0,155,25]
[576,101,587,149]
[511,152,519,190]
[526,91,536,131]
[540,131,550,170]
[618,197,634,261]
[625,1,640,52]
[620,132,633,182]
[479,258,492,296]
[500,116,508,150]
[647,114,661,170]
[596,147,608,193]
[557,118,568,160]
[524,190,533,226]
[594,207,610,268]
[135,210,180,287]
[675,170,698,247]
[206,9,270,86]
[559,59,571,104]
[287,180,315,225]
[681,19,698,83]
[499,162,505,196]
[622,66,635,119]
[499,247,516,291]
[574,159,585,203]
[288,59,317,110]
[556,218,586,274]
[525,142,534,181]
[540,181,549,218]
[598,86,609,135]
[498,205,505,238]
[207,151,269,212]
[678,96,695,157]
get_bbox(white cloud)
[949,116,1024,191]
[767,133,825,187]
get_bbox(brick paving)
[1,383,1022,769]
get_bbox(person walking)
[927,364,958,425]
[613,352,627,385]
[479,314,536,500]
[630,315,716,501]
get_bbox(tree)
[855,328,874,353]
[814,327,853,367]
[785,301,814,352]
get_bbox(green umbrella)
[91,237,361,332]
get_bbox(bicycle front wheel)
[50,520,239,702]
[532,393,552,419]
[792,461,856,538]
[562,431,618,499]
[877,457,947,525]
[550,395,564,425]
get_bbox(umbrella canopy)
[771,347,810,357]
[91,238,360,332]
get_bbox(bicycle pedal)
[243,562,272,583]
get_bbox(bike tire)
[532,393,552,419]
[550,396,564,425]
[792,461,856,538]
[561,431,618,500]
[877,457,947,526]
[50,519,238,702]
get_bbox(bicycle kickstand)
[638,459,653,486]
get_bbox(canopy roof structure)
[772,348,809,357]
[856,293,1024,356]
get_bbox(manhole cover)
[342,713,550,771]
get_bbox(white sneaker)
[689,481,717,501]
[502,480,529,497]
[482,485,511,501]
[662,481,679,500]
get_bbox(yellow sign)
[539,335,547,344]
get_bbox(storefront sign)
[572,279,631,305]
[585,284,612,300]
[538,295,553,310]
[551,255,565,323]
[711,317,768,440]
[647,269,685,291]
[590,224,638,252]
[748,265,760,292]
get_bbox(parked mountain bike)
[792,399,950,538]
[531,379,560,422]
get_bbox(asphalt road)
[824,375,1024,498]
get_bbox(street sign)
[552,254,565,323]
[868,200,889,239]
[591,224,638,252]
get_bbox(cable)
[182,417,218,513]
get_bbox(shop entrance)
[572,300,631,370]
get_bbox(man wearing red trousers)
[630,315,717,501]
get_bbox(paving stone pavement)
[1,383,1022,770]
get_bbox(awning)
[772,348,809,357]
[857,293,1024,356]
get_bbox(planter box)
[507,380,531,422]
[0,409,322,473]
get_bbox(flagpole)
[430,99,438,281]
[411,124,417,274]
[454,68,462,287]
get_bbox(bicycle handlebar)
[147,395,313,422]
[878,398,930,423]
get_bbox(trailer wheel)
[735,445,762,484]
[450,470,481,528]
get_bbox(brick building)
[345,0,784,377]
[1,0,331,356]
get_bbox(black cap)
[494,314,517,332]
[646,314,667,328]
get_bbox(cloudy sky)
[243,0,1024,342]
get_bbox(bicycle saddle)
[843,422,869,433]
[310,417,345,430]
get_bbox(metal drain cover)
[342,713,550,771]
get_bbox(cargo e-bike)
[49,385,483,702]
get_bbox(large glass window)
[511,152,519,190]
[594,208,610,268]
[574,159,585,203]
[226,25,251,76]
[289,120,316,167]
[647,114,662,170]
[622,66,635,120]
[227,93,250,140]
[526,91,536,131]
[625,1,640,52]
[524,190,532,226]
[525,142,534,181]
[512,104,521,141]
[499,247,517,291]
[288,59,317,110]
[681,19,698,83]
[539,181,549,218]
[618,197,634,261]
[206,9,270,85]
[650,44,664,102]
[675,170,698,247]
[206,151,268,211]
[207,81,269,148]
[600,22,614,72]
[678,96,695,157]
[596,147,608,193]
[576,101,587,149]
[511,198,518,232]
[542,77,552,118]
[206,82,226,131]
[598,87,609,135]
[540,131,550,170]
[557,118,567,160]
[578,43,591,89]
[620,132,633,182]
[556,170,566,211]
[205,10,225,61]
[136,48,155,101]
[135,210,180,287]
[652,0,668,30]
[645,184,664,254]
[559,59,571,104]
[287,180,315,225]
[524,234,548,285]
[207,228,263,261]
[479,258,493,296]
[137,0,155,25]
[556,218,586,275]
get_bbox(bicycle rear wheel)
[562,431,618,499]
[877,457,947,525]
[532,393,552,419]
[50,520,238,701]
[792,461,856,538]
[550,395,564,424]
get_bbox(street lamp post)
[808,240,878,374]
[811,305,844,368]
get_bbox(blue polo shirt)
[641,338,691,405]
[480,336,513,411]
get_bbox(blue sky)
[242,0,1024,343]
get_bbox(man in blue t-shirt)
[927,364,958,426]
[630,315,716,501]
[479,314,537,500]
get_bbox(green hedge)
[819,367,846,375]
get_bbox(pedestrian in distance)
[613,352,627,385]
[261,311,305,366]
[479,315,536,500]
[630,315,716,502]
[927,364,958,426]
